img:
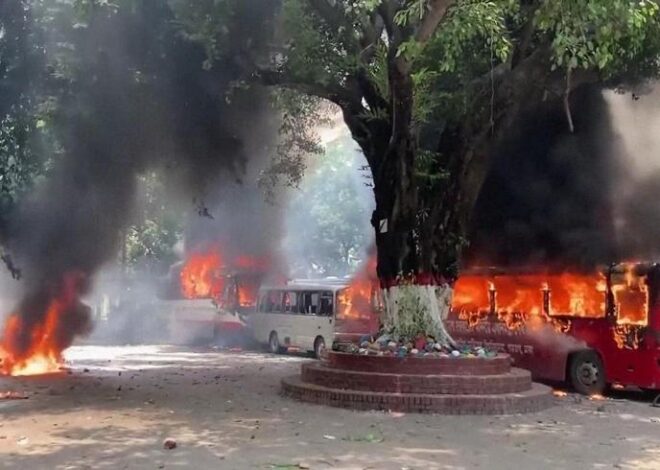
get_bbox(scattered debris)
[268,464,310,470]
[0,391,28,400]
[343,432,384,443]
[163,438,177,450]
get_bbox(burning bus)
[157,246,269,345]
[446,262,660,394]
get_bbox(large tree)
[172,0,660,343]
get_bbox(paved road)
[1,346,658,470]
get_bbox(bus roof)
[259,280,349,293]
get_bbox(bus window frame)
[319,291,334,317]
[283,290,300,314]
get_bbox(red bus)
[446,262,660,395]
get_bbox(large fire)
[610,268,648,326]
[237,283,259,308]
[0,272,90,376]
[180,249,224,300]
[453,272,608,322]
[452,264,649,336]
[178,246,269,308]
[337,256,379,320]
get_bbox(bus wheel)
[313,336,326,359]
[642,389,660,404]
[569,351,606,395]
[269,332,284,354]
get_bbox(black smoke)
[467,84,660,269]
[1,1,279,360]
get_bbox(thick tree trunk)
[369,129,460,347]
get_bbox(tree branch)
[255,67,355,106]
[308,0,361,54]
[564,69,575,133]
[395,0,455,75]
[415,0,456,44]
[511,1,541,68]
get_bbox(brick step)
[324,351,511,375]
[282,375,554,415]
[301,362,532,395]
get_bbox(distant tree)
[0,0,278,280]
[124,172,183,276]
[0,0,51,277]
[285,131,373,277]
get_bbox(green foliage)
[366,43,389,102]
[258,89,327,200]
[285,132,373,277]
[0,0,52,232]
[415,149,449,185]
[0,107,46,218]
[280,0,359,86]
[169,0,234,70]
[124,172,183,274]
[537,0,660,75]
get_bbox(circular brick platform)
[324,350,511,375]
[282,351,554,414]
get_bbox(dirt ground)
[0,345,659,470]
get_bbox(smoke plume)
[1,2,278,365]
[468,84,660,269]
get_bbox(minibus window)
[267,291,283,313]
[300,292,319,314]
[319,291,334,316]
[283,291,299,313]
[258,292,268,312]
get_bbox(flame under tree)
[173,0,660,344]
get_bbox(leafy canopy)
[170,1,660,199]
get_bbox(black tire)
[641,388,660,401]
[269,331,284,354]
[569,350,606,395]
[313,336,326,359]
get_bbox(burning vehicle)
[447,262,660,394]
[157,246,271,346]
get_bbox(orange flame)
[611,264,648,326]
[452,266,648,345]
[1,272,86,376]
[179,246,270,309]
[179,249,224,300]
[338,256,379,320]
[237,283,259,308]
[454,273,607,321]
